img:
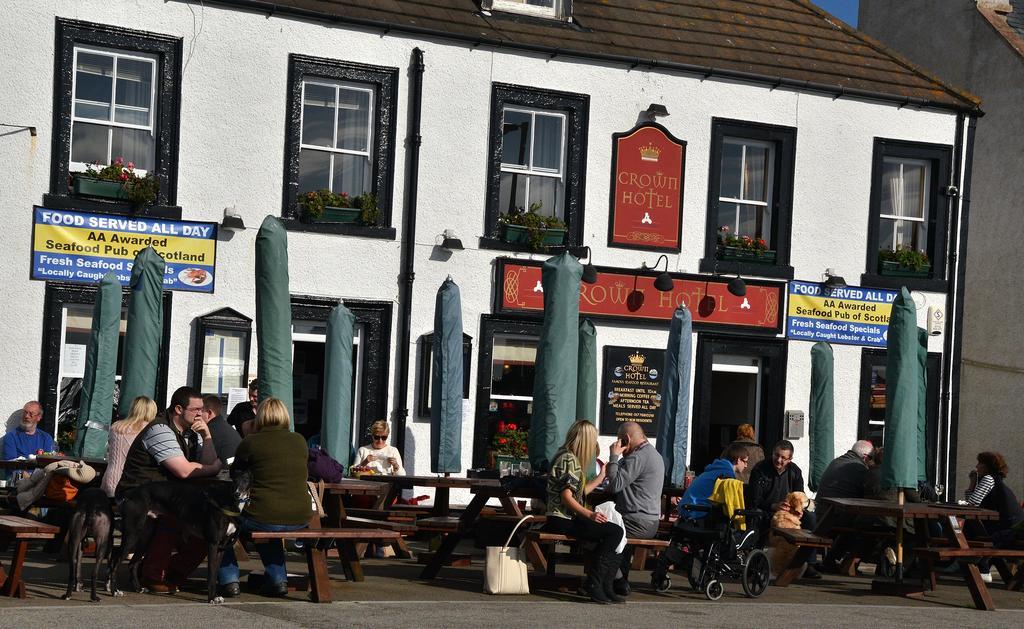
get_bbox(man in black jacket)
[817,441,874,501]
[747,440,821,579]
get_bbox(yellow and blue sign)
[787,280,898,347]
[31,207,218,293]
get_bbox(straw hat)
[56,461,97,485]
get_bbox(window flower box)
[716,245,777,264]
[499,223,566,247]
[321,206,361,223]
[878,260,932,278]
[72,175,129,201]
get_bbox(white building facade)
[0,0,980,497]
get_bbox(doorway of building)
[693,335,787,472]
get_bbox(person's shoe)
[220,582,241,598]
[601,555,625,603]
[613,577,631,596]
[802,565,823,580]
[261,581,289,598]
[584,562,611,604]
[884,546,897,566]
[981,571,993,583]
[142,580,177,594]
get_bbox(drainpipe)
[941,113,977,496]
[393,47,424,456]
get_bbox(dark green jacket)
[232,426,311,525]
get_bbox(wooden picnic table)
[816,497,1004,610]
[374,474,501,517]
[0,515,60,598]
[0,456,108,476]
[319,479,416,573]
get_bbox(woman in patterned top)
[544,420,624,604]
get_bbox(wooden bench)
[915,546,1024,591]
[0,515,60,598]
[248,528,400,603]
[522,530,669,587]
[770,528,833,587]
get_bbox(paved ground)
[3,541,1024,627]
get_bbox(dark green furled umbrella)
[656,306,692,487]
[879,287,920,584]
[73,271,122,458]
[431,278,464,474]
[118,246,165,416]
[255,216,294,426]
[917,327,928,483]
[528,252,582,472]
[321,304,355,466]
[808,342,835,492]
[575,319,597,424]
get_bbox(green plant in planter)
[497,201,566,250]
[879,246,930,271]
[717,225,769,254]
[79,158,159,206]
[299,189,380,226]
[492,422,528,460]
[352,192,380,226]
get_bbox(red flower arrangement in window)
[492,421,528,459]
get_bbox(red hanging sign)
[496,259,783,333]
[608,123,686,252]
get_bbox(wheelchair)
[651,503,771,600]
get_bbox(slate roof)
[1008,0,1024,37]
[210,0,980,111]
[977,0,1024,60]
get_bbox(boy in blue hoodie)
[678,443,750,519]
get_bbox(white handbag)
[483,515,532,595]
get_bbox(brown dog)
[767,492,809,578]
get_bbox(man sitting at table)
[201,394,242,468]
[747,440,821,579]
[3,401,54,460]
[605,421,664,596]
[116,386,222,592]
[815,440,876,571]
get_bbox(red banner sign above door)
[495,258,783,334]
[608,123,686,253]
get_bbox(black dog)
[62,488,115,602]
[108,481,238,603]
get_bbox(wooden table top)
[374,474,501,489]
[0,515,60,534]
[322,479,391,495]
[821,497,999,520]
[0,456,108,471]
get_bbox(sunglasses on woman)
[373,435,389,441]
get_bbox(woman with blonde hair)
[354,420,405,475]
[543,420,624,604]
[100,396,157,497]
[217,397,311,598]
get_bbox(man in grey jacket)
[605,421,665,596]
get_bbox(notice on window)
[62,343,87,379]
[226,387,248,415]
[787,281,898,348]
[599,345,665,437]
[31,206,218,293]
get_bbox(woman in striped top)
[963,452,1024,580]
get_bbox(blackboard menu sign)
[599,346,665,437]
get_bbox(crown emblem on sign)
[639,143,660,162]
[628,351,646,366]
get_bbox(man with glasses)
[747,439,821,579]
[3,401,54,460]
[116,386,222,592]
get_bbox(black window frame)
[862,138,952,292]
[857,348,941,485]
[480,83,589,252]
[281,54,398,239]
[189,308,253,399]
[472,315,543,467]
[416,332,473,419]
[39,281,172,438]
[700,118,796,280]
[48,18,182,218]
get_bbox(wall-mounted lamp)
[577,246,598,284]
[642,254,674,292]
[440,229,464,251]
[727,275,747,297]
[220,207,245,232]
[823,268,847,291]
[644,103,670,119]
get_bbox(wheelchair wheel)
[652,575,672,593]
[742,549,771,598]
[704,579,724,601]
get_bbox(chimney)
[977,0,1013,14]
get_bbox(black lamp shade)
[728,276,746,297]
[654,272,674,292]
[221,214,245,232]
[441,236,464,250]
[582,263,598,284]
[824,274,847,290]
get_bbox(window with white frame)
[298,79,374,197]
[490,0,565,19]
[879,157,930,253]
[70,47,157,173]
[499,106,566,220]
[717,137,775,246]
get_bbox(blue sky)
[810,0,859,26]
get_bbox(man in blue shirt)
[678,443,750,519]
[3,401,54,460]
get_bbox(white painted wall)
[1,1,960,502]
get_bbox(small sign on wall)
[599,345,665,437]
[607,123,686,252]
